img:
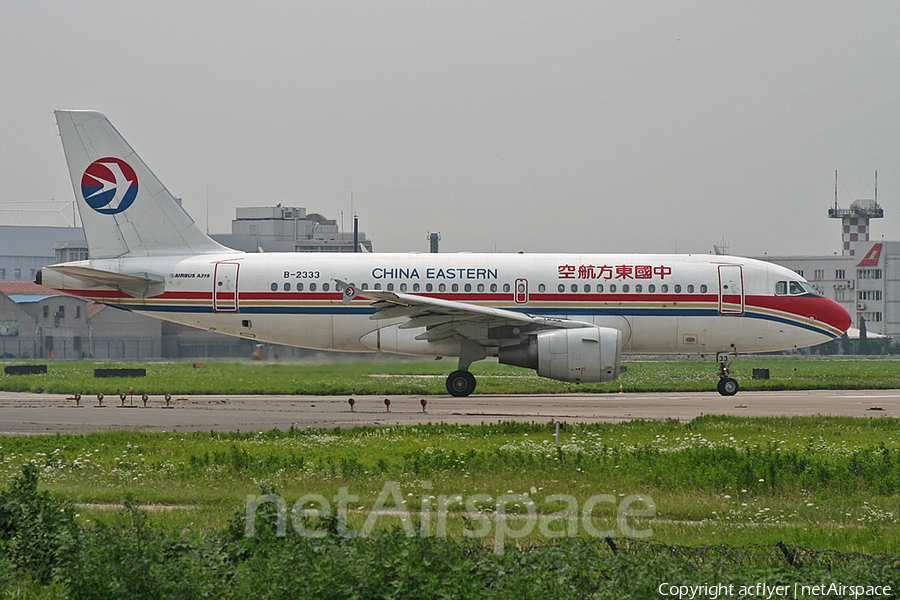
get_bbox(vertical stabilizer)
[55,110,230,259]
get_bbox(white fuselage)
[44,251,850,358]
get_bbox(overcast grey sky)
[3,1,899,255]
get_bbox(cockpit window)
[775,280,821,297]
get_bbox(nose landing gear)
[716,352,739,396]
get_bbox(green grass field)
[2,356,900,395]
[2,416,900,555]
[2,358,900,596]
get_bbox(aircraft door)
[515,278,529,304]
[214,262,240,312]
[718,265,744,315]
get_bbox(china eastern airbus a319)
[38,111,850,397]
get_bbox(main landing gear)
[446,340,485,397]
[716,352,739,396]
[446,370,477,397]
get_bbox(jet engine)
[498,326,622,384]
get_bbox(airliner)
[38,111,851,397]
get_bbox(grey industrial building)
[761,194,898,338]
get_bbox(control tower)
[828,171,883,256]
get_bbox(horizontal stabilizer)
[44,265,165,299]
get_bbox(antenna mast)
[834,170,838,211]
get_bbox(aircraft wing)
[336,280,589,345]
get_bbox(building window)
[858,312,883,323]
[14,269,21,279]
[0,269,5,279]
[858,290,882,301]
[43,306,49,318]
[835,269,845,279]
[814,269,824,280]
[795,270,803,278]
[834,288,848,302]
[858,269,883,280]
[75,306,81,319]
[58,305,65,318]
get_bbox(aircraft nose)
[820,297,851,335]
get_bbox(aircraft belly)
[626,316,677,353]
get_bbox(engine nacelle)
[498,326,622,384]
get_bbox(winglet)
[335,279,358,304]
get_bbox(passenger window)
[283,283,291,292]
[610,284,617,293]
[413,283,420,292]
[477,284,484,292]
[490,284,498,293]
[297,283,304,291]
[700,284,707,293]
[387,283,395,291]
[322,283,330,292]
[537,284,545,292]
[400,283,407,292]
[309,283,317,292]
[451,284,459,292]
[571,284,578,293]
[597,284,604,293]
[426,283,433,292]
[374,283,382,291]
[648,284,655,293]
[674,284,682,293]
[687,284,694,293]
[439,283,446,292]
[361,283,369,290]
[622,284,630,293]
[465,283,472,292]
[661,284,669,293]
[503,284,511,293]
[635,284,642,293]
[558,284,565,293]
[271,283,278,291]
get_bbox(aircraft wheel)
[446,370,477,397]
[717,377,739,396]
